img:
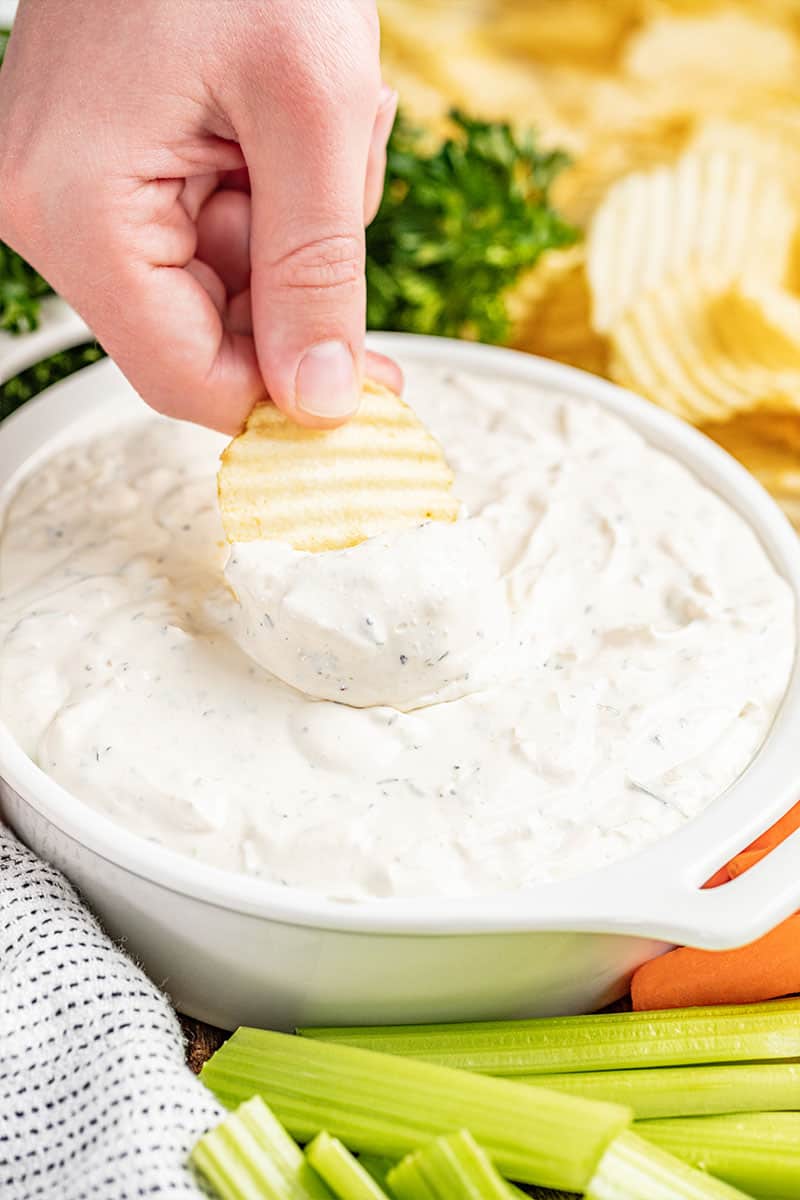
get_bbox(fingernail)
[296,341,359,419]
[378,83,398,111]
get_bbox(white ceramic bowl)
[2,311,800,1030]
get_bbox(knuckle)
[272,234,364,294]
[273,12,380,117]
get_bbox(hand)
[0,0,402,432]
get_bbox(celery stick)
[199,1028,631,1192]
[387,1130,515,1200]
[298,999,800,1075]
[191,1095,334,1200]
[521,1061,800,1120]
[639,1113,800,1200]
[586,1131,753,1200]
[306,1133,390,1200]
[385,1158,437,1200]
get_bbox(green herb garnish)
[0,344,104,421]
[0,243,53,336]
[366,109,577,342]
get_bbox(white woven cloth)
[0,826,223,1200]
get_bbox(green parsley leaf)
[366,109,578,342]
[0,344,104,419]
[0,243,54,335]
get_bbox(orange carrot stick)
[726,849,771,880]
[704,863,732,888]
[631,913,800,1010]
[740,800,800,855]
[703,800,800,888]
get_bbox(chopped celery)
[521,1061,800,1120]
[639,1113,800,1200]
[306,1133,390,1200]
[199,1028,631,1192]
[586,1131,753,1200]
[298,999,800,1075]
[191,1095,334,1200]
[387,1130,515,1200]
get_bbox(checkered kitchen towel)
[0,826,222,1200]
[0,825,582,1200]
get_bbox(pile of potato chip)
[379,0,800,528]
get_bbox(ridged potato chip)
[704,414,800,470]
[690,113,800,195]
[510,247,609,376]
[610,278,800,425]
[217,381,460,552]
[708,283,800,372]
[721,412,800,455]
[704,415,800,532]
[554,113,690,224]
[588,146,796,333]
[378,0,800,468]
[623,12,800,100]
[610,277,748,423]
[488,0,639,65]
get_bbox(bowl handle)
[0,299,92,387]
[567,821,800,951]
[649,826,800,950]
[521,790,800,951]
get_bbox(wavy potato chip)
[623,12,800,92]
[510,248,609,375]
[727,412,800,455]
[619,22,800,126]
[217,381,460,552]
[488,0,639,65]
[610,277,748,422]
[708,283,800,372]
[588,146,796,333]
[555,113,690,224]
[610,277,800,425]
[690,114,800,195]
[704,415,800,532]
[704,414,800,469]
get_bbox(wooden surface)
[181,1014,229,1074]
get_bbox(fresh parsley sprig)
[0,243,54,335]
[365,110,577,343]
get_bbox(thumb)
[234,54,380,428]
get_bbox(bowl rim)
[2,332,800,943]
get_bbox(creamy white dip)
[226,519,511,710]
[0,363,793,899]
